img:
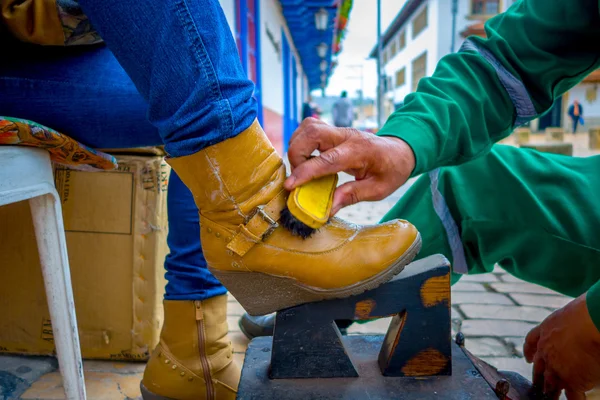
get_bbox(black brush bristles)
[279,206,316,239]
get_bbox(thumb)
[285,146,351,190]
[564,389,586,400]
[524,325,541,363]
[331,180,375,216]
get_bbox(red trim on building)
[583,70,600,83]
[262,106,284,155]
[461,22,486,38]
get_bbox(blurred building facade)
[370,0,599,132]
[219,0,351,153]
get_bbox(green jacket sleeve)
[587,282,600,332]
[378,0,600,176]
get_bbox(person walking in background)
[301,95,314,120]
[332,90,354,127]
[569,100,584,133]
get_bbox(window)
[411,52,427,92]
[399,31,406,51]
[383,48,389,65]
[471,0,499,15]
[390,40,398,59]
[395,68,406,88]
[412,5,428,38]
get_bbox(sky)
[319,0,407,99]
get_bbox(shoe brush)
[280,173,338,239]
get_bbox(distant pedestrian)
[332,90,354,127]
[568,100,584,133]
[302,95,314,120]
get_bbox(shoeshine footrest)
[237,255,536,399]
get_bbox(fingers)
[533,354,564,399]
[564,389,586,400]
[533,354,546,390]
[330,179,389,216]
[285,146,352,190]
[524,325,541,363]
[543,370,562,400]
[288,117,324,146]
[331,181,364,216]
[286,118,346,170]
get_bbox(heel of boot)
[210,268,322,316]
[140,383,175,400]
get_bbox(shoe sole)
[140,383,174,400]
[210,233,422,316]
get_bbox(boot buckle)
[250,205,279,239]
[227,191,287,257]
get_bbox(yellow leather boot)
[167,120,421,316]
[141,296,239,400]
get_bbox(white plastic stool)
[0,147,86,399]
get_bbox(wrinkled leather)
[167,120,419,289]
[142,297,239,400]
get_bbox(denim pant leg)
[165,172,227,300]
[77,0,257,157]
[0,43,225,301]
[0,42,162,148]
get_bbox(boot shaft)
[167,121,286,228]
[142,297,239,400]
[161,297,231,362]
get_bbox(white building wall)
[383,0,438,104]
[282,17,306,121]
[216,0,308,119]
[436,0,471,61]
[219,0,236,37]
[295,57,304,119]
[385,0,515,106]
[259,0,306,117]
[260,0,285,115]
[427,0,440,70]
[501,0,517,12]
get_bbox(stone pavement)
[5,131,600,399]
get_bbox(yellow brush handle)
[286,174,338,229]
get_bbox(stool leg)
[30,192,86,400]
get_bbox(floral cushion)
[0,117,117,171]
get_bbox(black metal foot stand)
[270,254,453,379]
[237,255,537,399]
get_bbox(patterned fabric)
[0,0,102,46]
[0,117,117,171]
[56,0,103,45]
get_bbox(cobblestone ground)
[12,131,600,398]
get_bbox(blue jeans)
[77,0,257,157]
[0,0,257,300]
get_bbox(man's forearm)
[378,0,600,176]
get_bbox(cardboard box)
[589,127,600,149]
[545,127,565,142]
[520,142,573,156]
[0,154,170,360]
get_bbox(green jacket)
[378,0,600,328]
